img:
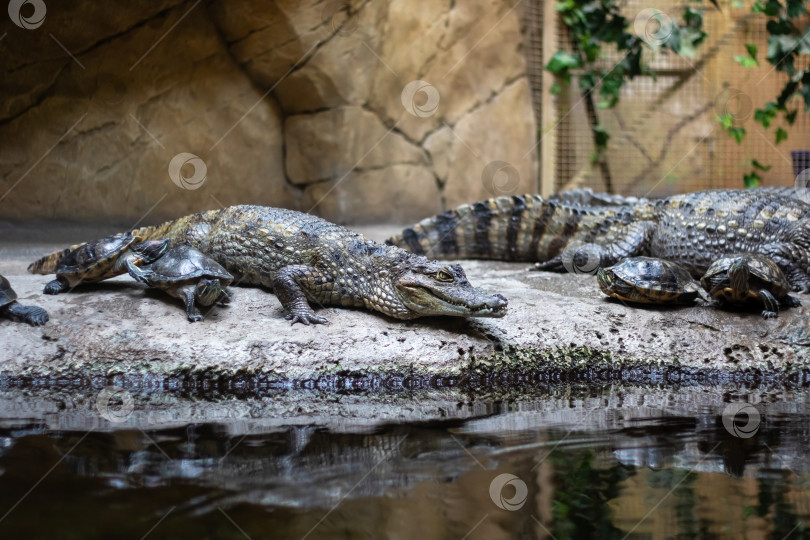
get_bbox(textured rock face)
[2,226,810,392]
[0,0,537,224]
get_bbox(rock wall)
[0,0,537,225]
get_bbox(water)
[0,385,808,539]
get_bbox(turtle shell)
[141,246,232,285]
[701,253,790,301]
[0,274,18,306]
[56,233,139,281]
[598,257,701,304]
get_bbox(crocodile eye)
[436,270,454,282]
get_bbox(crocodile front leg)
[758,243,810,293]
[272,265,329,326]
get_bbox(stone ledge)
[2,226,810,392]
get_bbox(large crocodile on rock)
[387,188,810,293]
[28,206,507,324]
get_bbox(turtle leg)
[177,285,203,322]
[757,289,780,318]
[272,265,328,325]
[780,294,802,309]
[43,276,70,295]
[4,301,49,326]
[125,260,150,284]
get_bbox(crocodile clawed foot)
[285,312,328,326]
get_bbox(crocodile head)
[394,258,507,318]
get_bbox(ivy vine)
[545,0,810,191]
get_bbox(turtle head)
[195,278,227,307]
[597,267,644,302]
[131,239,171,265]
[727,256,752,294]
[393,258,507,318]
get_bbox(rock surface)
[2,223,810,407]
[0,0,537,224]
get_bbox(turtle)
[700,253,801,318]
[596,257,704,305]
[126,244,233,322]
[42,234,170,295]
[0,275,49,326]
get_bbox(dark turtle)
[597,257,703,305]
[126,245,233,322]
[701,253,801,318]
[43,235,169,295]
[0,275,49,326]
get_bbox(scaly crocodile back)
[386,194,652,262]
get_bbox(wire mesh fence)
[522,0,810,198]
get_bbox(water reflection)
[0,397,808,539]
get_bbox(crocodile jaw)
[394,263,508,318]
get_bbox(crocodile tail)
[27,245,80,274]
[386,194,563,261]
[27,214,201,275]
[388,194,645,262]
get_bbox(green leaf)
[751,159,772,171]
[754,107,776,128]
[744,172,762,189]
[718,113,734,129]
[786,0,807,18]
[593,125,610,149]
[775,127,788,144]
[555,0,576,13]
[729,126,746,143]
[785,109,798,125]
[763,0,783,16]
[745,43,758,59]
[799,29,810,55]
[735,55,759,68]
[546,51,582,75]
[550,81,562,95]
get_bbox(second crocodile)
[387,188,810,292]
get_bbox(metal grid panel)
[524,0,810,197]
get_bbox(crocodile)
[28,206,507,324]
[387,188,810,293]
